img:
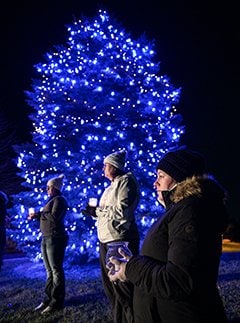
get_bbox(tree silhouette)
[0,107,25,196]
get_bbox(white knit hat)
[47,174,65,191]
[104,150,126,171]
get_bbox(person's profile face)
[153,170,176,205]
[103,163,116,181]
[46,185,56,196]
[154,170,175,191]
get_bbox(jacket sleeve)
[125,255,192,300]
[96,176,139,221]
[125,203,211,300]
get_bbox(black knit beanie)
[156,148,205,182]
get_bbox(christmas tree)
[8,9,184,265]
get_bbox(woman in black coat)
[28,174,69,315]
[108,148,229,323]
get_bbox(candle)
[88,198,98,207]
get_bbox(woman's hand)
[81,205,97,217]
[107,246,132,282]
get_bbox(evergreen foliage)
[7,10,184,265]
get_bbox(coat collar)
[162,174,227,207]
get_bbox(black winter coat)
[37,193,68,237]
[126,175,229,323]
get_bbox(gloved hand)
[81,205,97,217]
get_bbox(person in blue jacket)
[108,148,229,323]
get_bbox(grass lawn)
[0,258,112,323]
[0,242,240,322]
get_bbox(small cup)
[88,198,98,207]
[105,241,129,267]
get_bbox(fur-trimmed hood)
[166,174,227,205]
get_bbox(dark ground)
[0,247,240,322]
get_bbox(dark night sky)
[1,0,239,218]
